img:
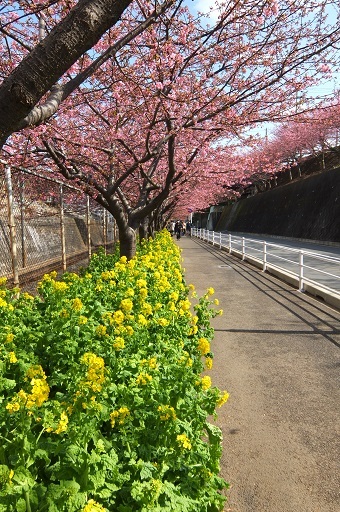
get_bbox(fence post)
[242,237,245,260]
[212,231,215,246]
[86,195,92,261]
[229,233,232,254]
[219,232,222,249]
[299,251,304,292]
[113,218,118,245]
[263,241,267,271]
[5,166,19,286]
[59,184,67,272]
[19,176,27,268]
[102,208,107,255]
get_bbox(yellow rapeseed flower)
[142,303,152,316]
[95,325,107,337]
[9,372,50,411]
[170,291,179,301]
[5,333,14,343]
[125,325,134,336]
[6,401,20,414]
[136,372,152,386]
[176,433,192,450]
[112,310,125,324]
[101,270,116,280]
[217,391,230,408]
[205,357,213,370]
[136,279,147,288]
[179,299,191,311]
[22,292,34,300]
[54,411,69,434]
[26,365,46,380]
[200,376,212,390]
[81,353,106,392]
[158,405,176,421]
[157,318,169,327]
[113,337,125,350]
[82,499,107,512]
[148,357,158,369]
[120,298,133,312]
[0,298,10,309]
[52,281,69,292]
[72,298,83,311]
[167,301,175,312]
[110,406,130,427]
[8,352,17,363]
[139,288,148,298]
[26,378,50,408]
[137,314,148,327]
[198,338,210,356]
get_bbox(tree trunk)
[119,225,136,260]
[139,218,148,241]
[0,0,133,146]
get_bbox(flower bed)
[0,231,229,511]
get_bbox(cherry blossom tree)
[0,0,177,148]
[2,0,340,258]
[222,92,340,199]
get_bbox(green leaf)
[16,498,26,512]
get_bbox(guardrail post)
[242,237,245,260]
[229,234,232,253]
[299,251,304,292]
[212,231,215,246]
[219,232,222,249]
[263,241,267,271]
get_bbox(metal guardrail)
[192,229,340,306]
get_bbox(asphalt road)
[179,235,340,512]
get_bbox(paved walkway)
[178,235,340,512]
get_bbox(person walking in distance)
[174,221,182,240]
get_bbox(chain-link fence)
[1,167,116,287]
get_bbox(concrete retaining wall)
[215,167,340,243]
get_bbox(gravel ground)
[180,236,340,512]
